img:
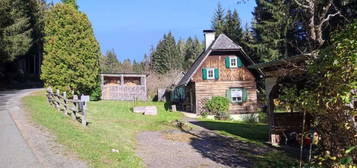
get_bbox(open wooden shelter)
[100,73,147,101]
[248,55,311,146]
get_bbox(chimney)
[203,30,215,50]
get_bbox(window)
[231,88,243,102]
[207,68,215,79]
[230,57,237,67]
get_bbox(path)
[0,89,87,168]
[136,119,272,168]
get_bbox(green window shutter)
[202,68,207,80]
[237,57,243,68]
[214,68,219,79]
[242,88,248,102]
[225,57,230,68]
[226,89,231,101]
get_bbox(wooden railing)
[46,88,87,126]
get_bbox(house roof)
[177,34,257,86]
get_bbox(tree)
[211,5,244,45]
[251,0,295,62]
[0,0,33,63]
[211,3,225,36]
[182,37,203,70]
[121,58,133,73]
[100,49,120,73]
[151,32,180,74]
[41,3,101,100]
[62,0,78,9]
[297,20,357,167]
[224,9,243,44]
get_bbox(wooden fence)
[46,88,87,126]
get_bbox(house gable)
[177,34,257,86]
[192,52,256,82]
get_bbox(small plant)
[205,96,230,120]
[242,114,258,123]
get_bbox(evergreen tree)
[151,32,179,74]
[0,0,33,63]
[100,49,120,73]
[62,0,78,9]
[121,58,133,73]
[251,0,294,62]
[224,9,243,44]
[183,37,203,70]
[211,5,243,45]
[41,3,101,99]
[211,3,225,36]
[132,59,144,73]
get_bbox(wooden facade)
[101,73,147,101]
[176,33,260,115]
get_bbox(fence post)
[81,102,87,127]
[63,92,68,115]
[72,95,78,120]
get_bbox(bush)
[242,113,259,123]
[205,96,230,120]
[258,112,268,123]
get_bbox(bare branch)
[293,0,309,9]
[319,11,341,27]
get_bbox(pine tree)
[251,0,295,62]
[151,32,180,74]
[100,49,120,73]
[211,5,243,45]
[211,3,225,36]
[182,37,203,70]
[0,0,33,63]
[62,0,78,9]
[224,9,243,44]
[41,3,101,99]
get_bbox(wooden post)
[63,92,68,115]
[171,105,177,112]
[120,75,124,86]
[72,95,78,120]
[81,101,87,127]
[265,77,278,146]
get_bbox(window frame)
[206,68,215,80]
[229,56,238,68]
[230,88,243,103]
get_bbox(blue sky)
[49,0,256,62]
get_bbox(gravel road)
[0,89,88,168]
[136,122,271,168]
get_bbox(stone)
[133,106,158,115]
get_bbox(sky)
[49,0,256,62]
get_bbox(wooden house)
[175,30,259,118]
[100,73,147,101]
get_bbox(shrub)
[258,112,268,123]
[205,96,230,120]
[242,113,258,123]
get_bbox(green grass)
[22,91,183,168]
[196,119,269,145]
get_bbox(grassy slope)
[22,91,182,168]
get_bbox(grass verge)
[22,91,182,168]
[196,119,269,145]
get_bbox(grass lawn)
[22,91,183,168]
[195,119,269,145]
